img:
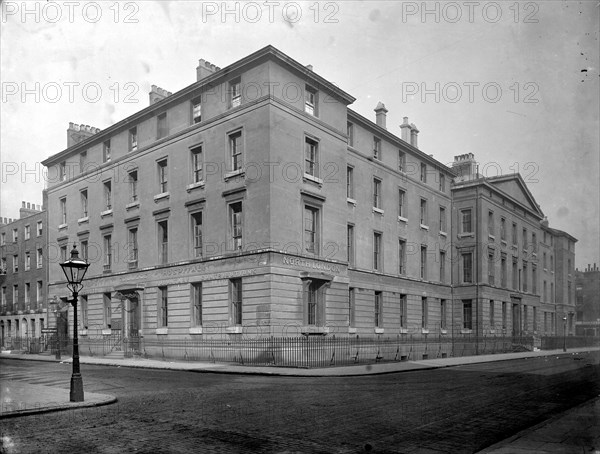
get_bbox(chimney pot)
[22,201,26,208]
[306,64,313,71]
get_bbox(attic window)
[305,85,318,116]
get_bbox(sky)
[1,0,599,269]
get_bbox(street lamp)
[59,244,90,402]
[562,316,567,352]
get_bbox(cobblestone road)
[1,352,599,453]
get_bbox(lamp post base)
[70,373,84,402]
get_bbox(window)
[12,228,18,242]
[543,252,547,269]
[191,146,203,183]
[398,189,406,218]
[229,131,243,172]
[512,258,518,290]
[420,245,427,279]
[347,122,354,147]
[304,206,319,255]
[157,159,168,193]
[230,78,241,108]
[501,254,507,287]
[568,259,572,274]
[60,197,67,224]
[374,291,383,327]
[461,209,472,233]
[420,163,427,182]
[128,170,138,202]
[0,232,4,246]
[159,286,168,327]
[440,250,446,283]
[80,151,87,172]
[568,282,572,304]
[488,250,495,285]
[421,297,428,328]
[13,285,19,306]
[36,281,43,304]
[25,253,30,271]
[192,98,202,124]
[230,202,243,250]
[373,137,381,159]
[80,190,88,217]
[157,112,168,139]
[230,278,242,325]
[104,293,112,327]
[551,282,554,303]
[523,228,528,249]
[13,255,18,273]
[439,206,446,232]
[533,307,537,331]
[103,140,111,162]
[512,223,518,245]
[550,255,554,271]
[1,257,5,274]
[128,228,138,269]
[488,211,494,236]
[373,232,382,271]
[103,180,112,210]
[1,287,6,307]
[158,220,168,264]
[532,233,537,253]
[523,261,528,292]
[462,252,473,283]
[500,218,506,241]
[400,294,407,328]
[543,280,547,302]
[304,137,319,178]
[37,221,42,236]
[502,302,507,329]
[36,249,43,269]
[398,151,406,173]
[373,178,382,209]
[192,212,203,257]
[398,239,406,275]
[25,283,30,305]
[490,300,495,327]
[24,225,30,240]
[463,300,472,330]
[80,240,88,261]
[60,245,67,262]
[420,199,428,225]
[59,161,66,181]
[103,235,112,271]
[348,288,356,327]
[523,305,528,330]
[440,299,447,329]
[347,225,355,266]
[305,85,317,115]
[532,265,537,294]
[439,173,445,192]
[129,127,138,152]
[346,166,354,199]
[192,283,203,326]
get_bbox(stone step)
[104,350,125,359]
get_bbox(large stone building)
[0,202,48,345]
[40,46,576,344]
[575,264,600,336]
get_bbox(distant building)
[38,46,577,346]
[575,264,600,336]
[0,201,48,345]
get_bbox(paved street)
[1,352,599,453]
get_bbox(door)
[512,304,520,336]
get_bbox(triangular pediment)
[487,175,544,218]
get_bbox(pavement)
[1,346,599,453]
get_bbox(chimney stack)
[400,117,411,142]
[306,64,313,71]
[452,153,479,179]
[149,85,173,105]
[67,123,100,148]
[196,59,221,81]
[410,123,419,148]
[374,102,388,129]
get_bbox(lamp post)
[59,244,90,402]
[562,316,567,352]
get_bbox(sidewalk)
[2,346,598,376]
[2,347,599,453]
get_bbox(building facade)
[0,202,48,345]
[40,46,576,344]
[575,264,600,336]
